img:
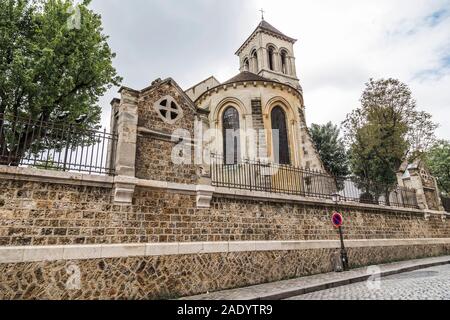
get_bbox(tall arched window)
[271,106,290,165]
[280,50,288,74]
[251,50,258,73]
[243,58,250,71]
[268,47,275,71]
[222,107,240,164]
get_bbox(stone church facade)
[118,19,324,173]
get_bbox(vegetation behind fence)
[211,154,418,209]
[0,113,117,175]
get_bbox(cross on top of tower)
[259,8,265,20]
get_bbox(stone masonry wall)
[135,136,199,184]
[1,178,450,247]
[134,80,200,183]
[137,82,197,135]
[1,244,450,300]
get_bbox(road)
[287,264,450,300]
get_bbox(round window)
[154,96,183,124]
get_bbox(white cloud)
[91,0,450,139]
[252,0,450,138]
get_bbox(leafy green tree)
[0,0,121,165]
[343,78,438,204]
[426,140,450,196]
[310,122,349,177]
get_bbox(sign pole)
[332,212,349,272]
[338,226,349,271]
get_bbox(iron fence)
[441,196,450,213]
[211,154,419,209]
[0,113,117,175]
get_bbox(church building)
[113,18,325,174]
[186,18,324,170]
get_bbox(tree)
[426,140,450,196]
[343,78,438,203]
[310,122,349,177]
[0,0,121,165]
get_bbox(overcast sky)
[89,0,450,139]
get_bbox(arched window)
[251,50,258,72]
[243,58,250,71]
[280,50,288,74]
[268,47,275,71]
[271,106,290,165]
[222,107,240,164]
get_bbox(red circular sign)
[332,212,344,228]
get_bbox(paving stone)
[183,256,450,300]
[289,264,450,300]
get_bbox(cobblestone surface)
[288,264,450,300]
[183,256,450,300]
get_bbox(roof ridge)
[184,75,221,93]
[259,20,285,37]
[223,71,271,85]
[235,20,296,55]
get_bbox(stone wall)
[425,189,440,212]
[2,244,450,300]
[1,169,450,300]
[1,178,450,247]
[135,136,199,184]
[134,79,201,184]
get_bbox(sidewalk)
[181,255,450,300]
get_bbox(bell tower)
[236,17,300,89]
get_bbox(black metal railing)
[0,113,117,175]
[211,154,419,209]
[441,196,450,213]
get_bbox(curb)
[255,259,450,300]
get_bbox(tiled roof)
[258,20,293,41]
[236,20,296,55]
[223,71,271,85]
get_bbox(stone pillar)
[397,166,445,212]
[194,111,215,208]
[290,57,297,77]
[408,168,428,210]
[286,55,293,75]
[257,47,265,72]
[433,177,445,212]
[112,88,139,204]
[273,52,280,72]
[196,111,211,175]
[196,175,215,209]
[106,98,120,172]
